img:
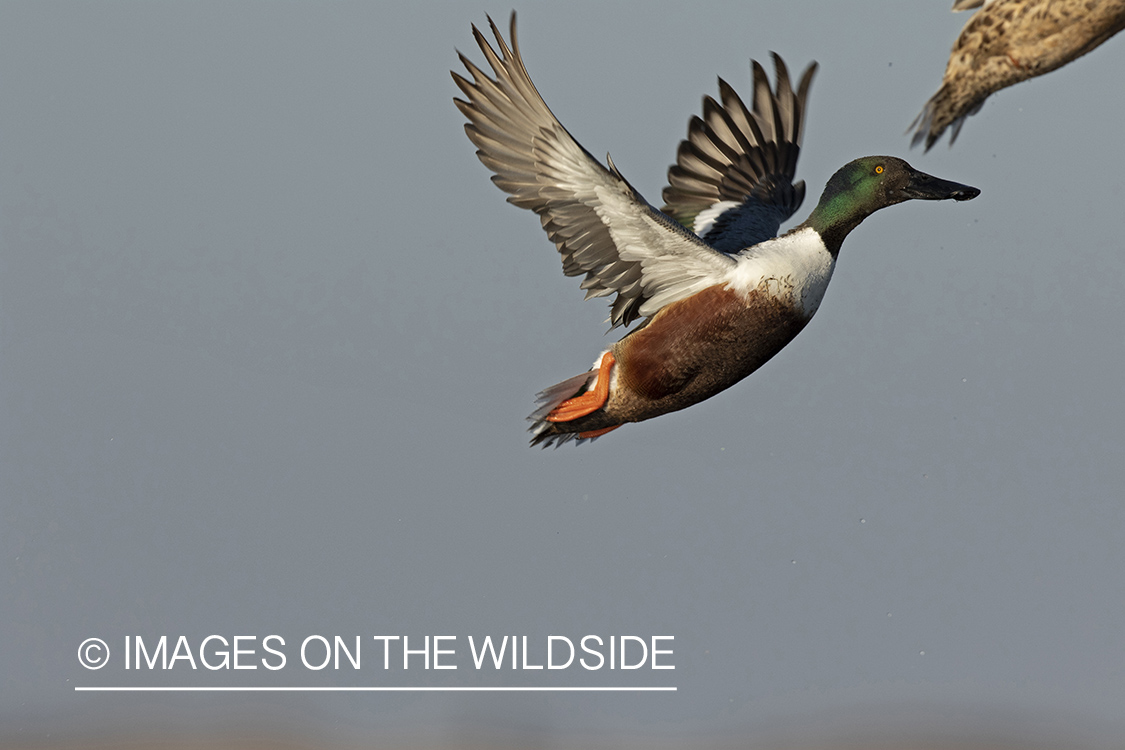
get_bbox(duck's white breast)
[723,227,836,318]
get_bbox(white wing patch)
[692,200,742,237]
[590,183,734,320]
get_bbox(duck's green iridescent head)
[806,156,980,254]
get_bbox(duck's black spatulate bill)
[900,166,980,202]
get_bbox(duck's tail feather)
[527,370,596,448]
[528,364,625,448]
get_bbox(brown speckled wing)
[911,0,1125,150]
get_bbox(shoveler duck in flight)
[911,0,1125,150]
[453,13,980,447]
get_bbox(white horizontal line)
[74,686,677,692]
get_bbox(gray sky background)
[3,1,1124,746]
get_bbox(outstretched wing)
[661,54,817,254]
[452,13,736,329]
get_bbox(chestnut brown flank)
[611,284,810,422]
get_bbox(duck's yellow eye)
[875,165,884,174]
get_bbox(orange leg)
[545,352,616,423]
[578,424,620,439]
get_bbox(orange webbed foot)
[545,352,616,423]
